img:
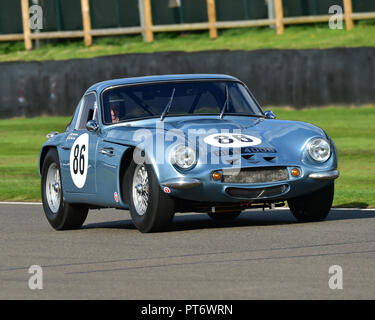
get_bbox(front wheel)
[288,183,334,222]
[125,160,175,233]
[41,149,88,230]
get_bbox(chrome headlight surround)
[170,144,197,171]
[307,138,331,163]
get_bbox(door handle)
[100,148,114,157]
[61,146,71,150]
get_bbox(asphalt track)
[1,203,375,299]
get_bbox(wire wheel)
[132,164,149,216]
[45,162,61,214]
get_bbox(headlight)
[170,145,196,170]
[308,138,331,163]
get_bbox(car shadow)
[82,208,375,233]
[334,202,369,208]
[82,219,136,230]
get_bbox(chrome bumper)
[162,178,202,190]
[308,170,340,180]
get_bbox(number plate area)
[222,167,289,184]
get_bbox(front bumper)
[161,169,340,203]
[162,178,202,189]
[308,170,340,180]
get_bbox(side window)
[76,93,97,130]
[66,99,83,131]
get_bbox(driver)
[110,104,120,123]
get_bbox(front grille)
[226,184,289,199]
[222,166,289,184]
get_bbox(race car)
[39,74,339,233]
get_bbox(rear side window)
[66,99,83,131]
[76,93,98,130]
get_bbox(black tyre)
[208,211,241,221]
[288,183,334,222]
[41,149,88,230]
[125,160,175,233]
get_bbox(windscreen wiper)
[160,88,176,121]
[219,84,229,119]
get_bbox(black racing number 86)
[214,134,253,144]
[214,135,234,144]
[73,144,86,175]
[232,134,253,143]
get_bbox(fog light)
[212,171,222,181]
[291,168,301,177]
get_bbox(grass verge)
[1,22,375,62]
[0,117,70,201]
[0,107,374,207]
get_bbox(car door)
[60,92,99,195]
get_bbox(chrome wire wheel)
[132,164,149,216]
[45,162,61,214]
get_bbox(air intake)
[223,167,289,184]
[226,184,289,199]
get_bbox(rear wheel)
[288,183,334,222]
[125,160,175,233]
[208,211,241,221]
[41,149,88,230]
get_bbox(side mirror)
[86,120,99,132]
[264,110,276,119]
[46,131,59,139]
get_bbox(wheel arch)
[39,146,58,177]
[119,146,135,204]
[118,145,163,205]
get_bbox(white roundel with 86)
[203,133,262,148]
[69,133,89,188]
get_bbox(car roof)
[86,74,240,94]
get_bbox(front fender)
[38,133,66,176]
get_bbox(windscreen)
[102,81,263,124]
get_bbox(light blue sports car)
[39,74,339,233]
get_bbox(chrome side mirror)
[86,120,99,132]
[264,110,276,119]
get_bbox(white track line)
[0,202,42,205]
[0,202,374,211]
[332,208,375,211]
